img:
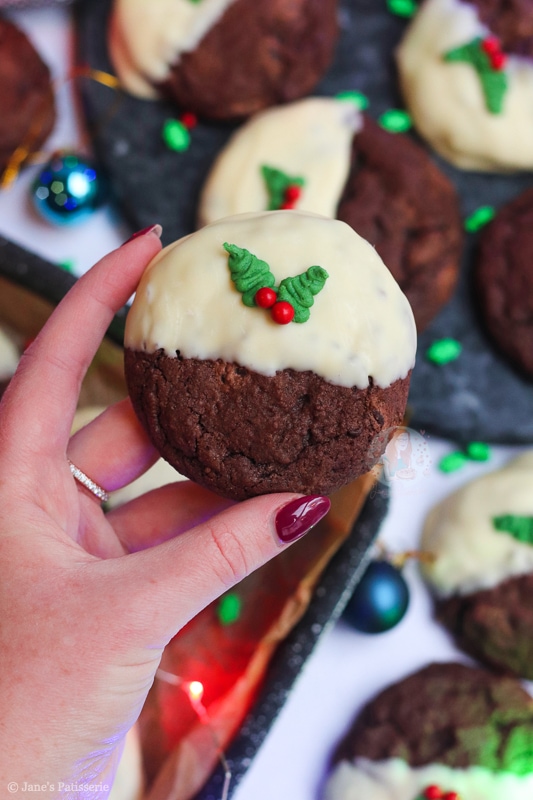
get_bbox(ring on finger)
[68,459,110,503]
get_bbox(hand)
[0,227,330,799]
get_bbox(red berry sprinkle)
[443,793,460,800]
[423,787,443,800]
[489,50,507,70]
[481,36,506,70]
[284,184,302,203]
[271,300,295,324]
[255,286,277,309]
[180,111,198,129]
[481,36,499,55]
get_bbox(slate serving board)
[75,0,533,445]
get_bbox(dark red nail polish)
[275,495,331,544]
[122,223,162,245]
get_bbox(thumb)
[109,492,330,646]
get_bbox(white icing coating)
[421,451,533,597]
[108,0,237,98]
[125,211,417,389]
[324,757,533,800]
[198,97,362,226]
[396,0,533,171]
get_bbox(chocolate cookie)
[124,211,416,501]
[125,352,410,501]
[337,116,462,333]
[396,0,533,171]
[475,187,533,379]
[108,0,338,119]
[466,0,533,56]
[325,662,533,799]
[421,451,533,680]
[198,98,462,332]
[0,16,56,175]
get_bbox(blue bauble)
[343,560,409,634]
[31,152,107,225]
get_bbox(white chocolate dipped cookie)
[420,451,533,678]
[124,210,416,499]
[107,0,339,119]
[198,97,463,332]
[396,0,533,172]
[323,662,533,800]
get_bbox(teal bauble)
[343,560,409,633]
[31,152,107,225]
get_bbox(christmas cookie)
[107,0,338,120]
[0,16,56,177]
[324,661,533,799]
[420,450,533,679]
[198,97,463,332]
[124,210,416,501]
[396,0,533,172]
[475,187,533,380]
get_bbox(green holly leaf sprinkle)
[224,243,328,323]
[277,266,329,323]
[464,205,495,233]
[378,108,412,133]
[261,165,305,210]
[426,338,462,365]
[387,0,418,18]
[492,514,533,545]
[501,726,533,776]
[217,592,242,626]
[336,90,369,111]
[438,451,469,473]
[223,242,276,307]
[58,259,75,274]
[444,37,508,114]
[162,119,191,152]
[465,441,491,461]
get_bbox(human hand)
[0,227,330,799]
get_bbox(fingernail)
[275,495,331,544]
[122,223,163,245]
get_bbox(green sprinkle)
[378,108,412,133]
[224,242,328,322]
[336,90,369,111]
[261,165,305,211]
[464,205,495,233]
[465,441,491,461]
[58,259,75,274]
[426,338,462,365]
[439,451,469,473]
[217,592,242,625]
[387,0,418,17]
[224,242,276,307]
[492,514,533,545]
[277,266,329,323]
[162,119,191,152]
[444,37,507,114]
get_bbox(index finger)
[1,226,162,457]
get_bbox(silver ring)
[68,459,110,503]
